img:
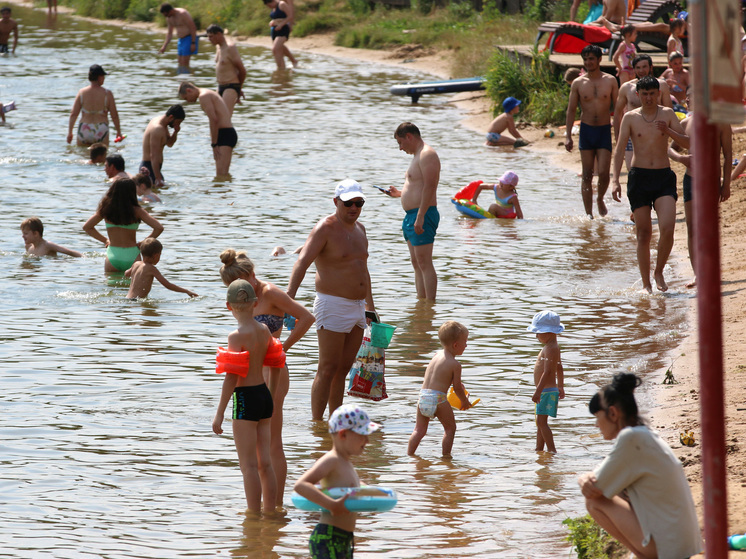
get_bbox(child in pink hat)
[469,170,524,219]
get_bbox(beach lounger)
[534,22,612,54]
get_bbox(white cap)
[335,179,366,202]
[526,310,565,334]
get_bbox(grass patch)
[484,46,569,125]
[563,515,627,559]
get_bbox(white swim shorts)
[313,292,367,334]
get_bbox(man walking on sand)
[140,104,184,187]
[178,82,237,178]
[613,76,688,293]
[565,45,619,219]
[614,54,673,172]
[287,179,376,420]
[206,24,246,116]
[387,122,440,301]
[158,3,198,74]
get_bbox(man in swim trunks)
[386,122,440,301]
[667,97,732,288]
[0,6,18,54]
[565,45,618,218]
[178,82,237,177]
[158,3,198,74]
[141,104,185,187]
[614,54,673,172]
[613,76,688,293]
[287,179,376,420]
[207,24,246,116]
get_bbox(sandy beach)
[8,0,746,550]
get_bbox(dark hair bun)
[611,372,642,394]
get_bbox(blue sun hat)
[503,96,522,113]
[329,404,380,435]
[526,311,565,334]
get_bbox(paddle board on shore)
[390,77,485,103]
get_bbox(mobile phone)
[373,185,392,196]
[365,310,380,323]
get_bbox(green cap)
[226,279,257,304]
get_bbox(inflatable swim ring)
[291,486,398,513]
[447,386,481,409]
[452,198,494,219]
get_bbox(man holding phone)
[287,179,377,420]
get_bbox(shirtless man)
[104,154,129,181]
[387,122,440,301]
[0,7,19,55]
[140,104,185,187]
[565,45,618,218]
[612,76,689,292]
[158,3,198,74]
[178,82,237,177]
[660,52,690,108]
[206,24,246,116]
[287,179,376,420]
[668,95,731,287]
[614,54,673,171]
[588,0,626,29]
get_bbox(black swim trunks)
[0,44,8,54]
[232,383,273,421]
[627,167,678,212]
[216,127,238,148]
[309,524,354,559]
[218,83,242,96]
[139,160,161,182]
[578,123,613,152]
[683,173,692,203]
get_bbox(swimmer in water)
[134,169,162,204]
[125,238,197,299]
[21,217,82,257]
[468,170,524,218]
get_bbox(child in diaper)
[407,321,471,458]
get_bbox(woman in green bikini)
[83,177,163,272]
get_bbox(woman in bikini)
[83,177,163,273]
[67,64,122,147]
[219,248,314,506]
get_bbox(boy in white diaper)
[407,321,471,458]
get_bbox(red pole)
[690,0,729,548]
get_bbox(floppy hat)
[329,404,380,435]
[226,279,257,304]
[500,171,519,187]
[335,179,366,202]
[526,310,565,334]
[502,96,522,113]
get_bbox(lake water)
[0,5,690,558]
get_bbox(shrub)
[563,515,626,559]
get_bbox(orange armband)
[264,337,287,368]
[216,347,249,377]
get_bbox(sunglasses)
[340,198,365,208]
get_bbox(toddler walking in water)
[527,311,565,454]
[408,321,471,458]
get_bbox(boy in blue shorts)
[294,404,381,559]
[527,310,565,454]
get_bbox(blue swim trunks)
[177,35,199,56]
[402,206,439,246]
[535,387,559,418]
[486,132,501,144]
[578,122,612,152]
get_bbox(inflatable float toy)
[451,180,517,220]
[292,486,398,513]
[390,77,485,104]
[114,134,127,143]
[447,386,481,409]
[215,338,286,376]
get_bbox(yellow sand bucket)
[370,322,396,348]
[447,386,481,409]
